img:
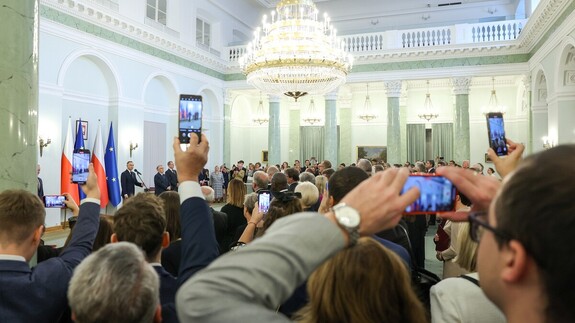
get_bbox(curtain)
[144,121,166,190]
[300,126,325,162]
[432,123,453,161]
[406,124,426,163]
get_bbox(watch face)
[336,206,360,228]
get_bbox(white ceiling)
[233,0,523,35]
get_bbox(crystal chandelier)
[359,83,376,122]
[239,0,354,102]
[252,93,269,125]
[418,81,439,122]
[482,77,507,115]
[303,99,322,125]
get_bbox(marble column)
[0,1,39,192]
[338,95,352,164]
[268,95,281,165]
[324,92,338,165]
[223,90,232,166]
[384,81,402,165]
[452,77,471,163]
[288,104,300,163]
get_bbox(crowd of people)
[3,134,574,323]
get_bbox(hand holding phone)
[400,175,456,214]
[72,149,91,184]
[486,112,508,157]
[43,195,66,208]
[258,190,271,214]
[178,94,203,144]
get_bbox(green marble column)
[400,96,408,164]
[324,92,338,165]
[289,107,300,163]
[223,91,232,166]
[385,81,402,165]
[268,96,281,165]
[452,77,471,163]
[0,1,39,191]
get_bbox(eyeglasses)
[468,211,511,243]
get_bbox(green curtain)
[407,124,426,163]
[432,123,453,161]
[300,126,325,162]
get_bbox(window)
[147,0,167,25]
[196,18,211,48]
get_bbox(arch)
[57,49,121,98]
[197,85,223,119]
[533,67,548,105]
[142,72,180,103]
[142,73,179,111]
[555,36,575,90]
[230,93,253,126]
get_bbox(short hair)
[158,191,181,242]
[252,171,269,190]
[0,190,45,244]
[237,160,244,164]
[295,182,319,210]
[493,145,575,322]
[321,168,335,179]
[126,161,133,166]
[113,193,166,262]
[374,165,385,173]
[201,186,215,203]
[426,159,435,167]
[413,161,426,173]
[68,242,159,323]
[284,168,300,181]
[243,193,258,214]
[328,167,368,204]
[315,175,327,196]
[299,172,316,184]
[267,165,280,177]
[226,179,247,208]
[357,159,372,174]
[270,172,289,192]
[167,161,174,166]
[321,160,332,168]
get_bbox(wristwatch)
[332,203,361,246]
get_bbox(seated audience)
[285,168,300,192]
[252,170,269,193]
[220,178,247,253]
[257,192,303,237]
[299,171,315,184]
[270,172,289,193]
[201,186,228,254]
[357,158,373,176]
[68,242,161,323]
[294,182,319,211]
[321,168,335,179]
[229,193,261,250]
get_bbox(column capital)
[452,77,472,95]
[384,81,402,97]
[268,95,282,103]
[324,91,338,101]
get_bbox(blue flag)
[104,123,121,206]
[74,120,86,200]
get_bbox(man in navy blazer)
[154,164,171,196]
[120,160,142,199]
[0,165,100,322]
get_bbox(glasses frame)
[468,211,511,243]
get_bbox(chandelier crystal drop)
[359,83,376,122]
[239,0,354,101]
[418,81,439,122]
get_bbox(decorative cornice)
[518,0,573,52]
[452,77,472,95]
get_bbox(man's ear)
[328,195,335,208]
[32,225,44,246]
[153,304,162,323]
[110,233,118,243]
[501,240,529,283]
[162,232,170,248]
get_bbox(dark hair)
[494,145,575,322]
[427,159,435,167]
[321,168,335,179]
[114,193,166,262]
[93,215,114,252]
[257,197,302,237]
[284,168,300,181]
[321,160,332,168]
[271,172,288,192]
[328,167,369,204]
[0,190,45,244]
[158,191,181,242]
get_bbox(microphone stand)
[135,172,150,193]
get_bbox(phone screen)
[486,112,508,156]
[72,149,90,184]
[178,94,203,144]
[401,175,456,214]
[258,191,271,214]
[43,195,66,208]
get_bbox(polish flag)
[92,123,108,207]
[61,118,79,204]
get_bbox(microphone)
[134,169,142,175]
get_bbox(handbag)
[434,219,450,251]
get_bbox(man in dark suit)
[201,186,228,254]
[120,160,142,200]
[154,164,171,196]
[36,164,44,198]
[425,159,436,174]
[285,167,300,192]
[0,165,100,322]
[165,160,178,192]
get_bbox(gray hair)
[299,172,316,184]
[295,182,319,210]
[68,242,159,323]
[252,171,269,190]
[243,192,258,214]
[413,161,426,173]
[201,186,215,203]
[357,159,373,175]
[266,165,279,177]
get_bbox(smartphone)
[72,149,90,184]
[43,195,66,208]
[486,112,508,156]
[400,175,456,214]
[258,190,271,214]
[178,94,203,144]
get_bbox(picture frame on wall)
[262,150,269,163]
[357,146,387,163]
[76,120,88,141]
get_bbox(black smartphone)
[72,149,90,184]
[401,175,456,214]
[258,190,271,214]
[486,112,508,156]
[178,94,203,144]
[43,195,66,208]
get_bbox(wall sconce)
[39,138,51,157]
[542,136,555,150]
[129,141,138,157]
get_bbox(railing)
[224,19,527,62]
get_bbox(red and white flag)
[61,118,79,204]
[92,123,108,207]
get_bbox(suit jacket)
[37,177,44,198]
[120,169,142,197]
[0,202,99,322]
[154,172,170,196]
[165,169,178,192]
[428,167,436,174]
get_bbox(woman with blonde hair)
[295,237,427,323]
[314,175,326,197]
[221,179,248,250]
[294,182,319,211]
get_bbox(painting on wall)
[262,150,269,163]
[75,120,88,141]
[357,146,387,163]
